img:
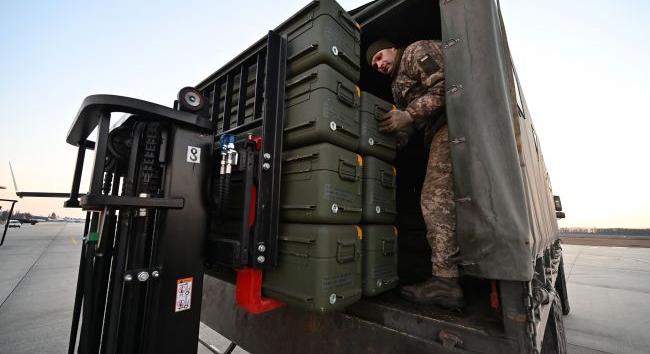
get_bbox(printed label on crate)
[175,277,193,312]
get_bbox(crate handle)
[279,250,310,258]
[338,159,358,181]
[372,138,395,150]
[380,170,395,188]
[381,239,396,256]
[332,48,361,71]
[286,72,318,89]
[336,82,356,107]
[336,241,356,263]
[280,204,317,210]
[279,235,316,244]
[283,152,319,163]
[333,204,362,213]
[373,104,390,121]
[287,44,319,63]
[330,121,359,138]
[284,120,316,133]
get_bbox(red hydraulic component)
[249,184,257,227]
[248,134,263,151]
[235,134,283,314]
[235,267,285,314]
[490,280,500,311]
[247,134,261,227]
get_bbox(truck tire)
[555,256,571,315]
[541,297,567,354]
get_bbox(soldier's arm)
[404,41,446,124]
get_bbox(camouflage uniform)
[391,40,460,278]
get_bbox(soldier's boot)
[400,276,464,309]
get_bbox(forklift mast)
[59,31,287,354]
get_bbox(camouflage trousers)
[421,125,460,278]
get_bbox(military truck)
[35,0,568,353]
[198,0,570,353]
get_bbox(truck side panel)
[441,0,559,281]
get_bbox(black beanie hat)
[366,39,395,66]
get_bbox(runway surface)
[1,223,648,353]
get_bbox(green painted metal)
[284,64,360,151]
[360,224,398,296]
[361,156,396,224]
[358,91,396,162]
[87,231,99,242]
[281,0,361,82]
[280,143,363,224]
[263,223,362,312]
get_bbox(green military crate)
[358,91,397,162]
[284,64,360,151]
[263,223,362,312]
[361,225,399,296]
[281,0,361,82]
[362,156,397,224]
[281,143,363,224]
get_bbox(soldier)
[367,39,463,308]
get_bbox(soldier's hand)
[379,110,413,133]
[395,125,415,150]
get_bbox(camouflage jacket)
[391,40,446,141]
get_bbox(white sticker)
[186,146,201,163]
[175,277,193,312]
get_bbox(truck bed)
[201,275,516,353]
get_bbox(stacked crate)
[261,0,364,312]
[204,0,400,311]
[358,92,399,297]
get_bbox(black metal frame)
[203,30,287,269]
[59,93,213,354]
[0,198,18,247]
[52,29,286,354]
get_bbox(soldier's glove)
[395,125,416,150]
[379,109,413,133]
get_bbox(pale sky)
[0,1,648,228]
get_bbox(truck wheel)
[541,298,567,354]
[555,256,571,315]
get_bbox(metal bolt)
[124,274,133,282]
[151,270,160,278]
[137,271,150,282]
[262,162,271,170]
[138,193,149,216]
[257,255,266,263]
[258,244,266,252]
[263,153,271,160]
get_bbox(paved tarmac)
[1,223,649,353]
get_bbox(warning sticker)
[175,277,193,312]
